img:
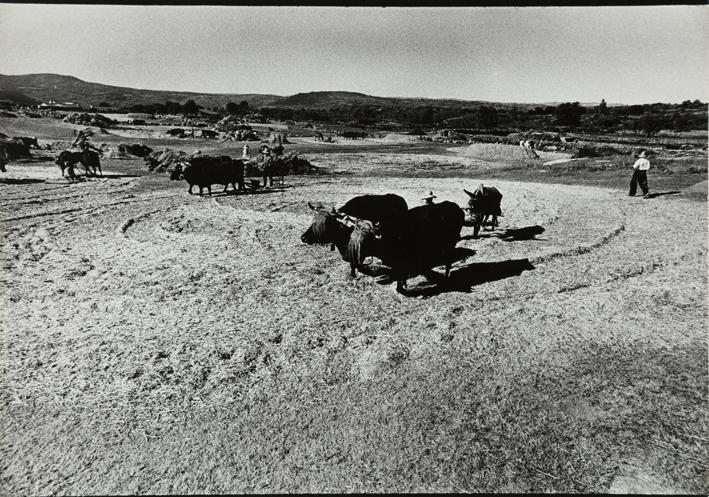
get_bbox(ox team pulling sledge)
[170,155,246,195]
[301,188,501,294]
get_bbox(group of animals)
[0,135,40,172]
[0,131,105,180]
[170,156,246,195]
[170,154,282,194]
[301,186,503,293]
[55,149,103,179]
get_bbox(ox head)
[170,163,185,181]
[54,150,69,166]
[342,216,384,268]
[301,202,344,249]
[463,185,486,210]
[463,184,485,200]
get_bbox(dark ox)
[301,194,409,278]
[341,131,367,140]
[55,150,102,180]
[14,136,39,149]
[463,185,503,237]
[170,155,245,195]
[371,201,465,293]
[1,139,31,161]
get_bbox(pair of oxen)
[55,150,103,180]
[170,155,283,194]
[170,156,246,195]
[301,194,464,293]
[301,187,503,293]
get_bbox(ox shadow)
[10,157,49,164]
[203,187,288,197]
[460,225,546,242]
[393,258,535,298]
[0,177,45,185]
[99,173,141,179]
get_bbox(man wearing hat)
[422,191,437,205]
[629,149,651,198]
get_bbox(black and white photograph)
[0,3,707,494]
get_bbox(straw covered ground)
[0,153,707,494]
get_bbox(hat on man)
[422,191,437,201]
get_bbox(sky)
[0,5,707,104]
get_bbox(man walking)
[629,149,651,198]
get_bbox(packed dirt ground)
[1,117,707,494]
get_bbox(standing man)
[242,144,250,159]
[629,149,651,198]
[0,141,7,172]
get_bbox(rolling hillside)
[0,73,535,112]
[0,73,283,109]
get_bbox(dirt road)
[1,162,706,493]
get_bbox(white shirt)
[633,158,650,171]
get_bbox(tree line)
[105,97,706,135]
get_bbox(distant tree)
[636,112,668,136]
[165,101,182,114]
[182,99,201,116]
[408,106,434,125]
[479,106,499,128]
[598,99,608,115]
[239,100,249,111]
[225,101,240,114]
[555,102,585,127]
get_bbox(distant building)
[38,100,82,111]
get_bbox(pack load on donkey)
[463,184,503,238]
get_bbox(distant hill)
[0,73,538,112]
[0,73,283,109]
[0,88,39,105]
[278,91,390,107]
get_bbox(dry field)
[0,126,707,494]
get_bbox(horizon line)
[1,72,704,107]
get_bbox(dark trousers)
[629,170,648,196]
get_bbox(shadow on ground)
[0,178,45,185]
[461,225,546,242]
[398,258,536,297]
[643,191,681,199]
[98,173,142,179]
[193,188,288,197]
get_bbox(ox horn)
[463,188,476,198]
